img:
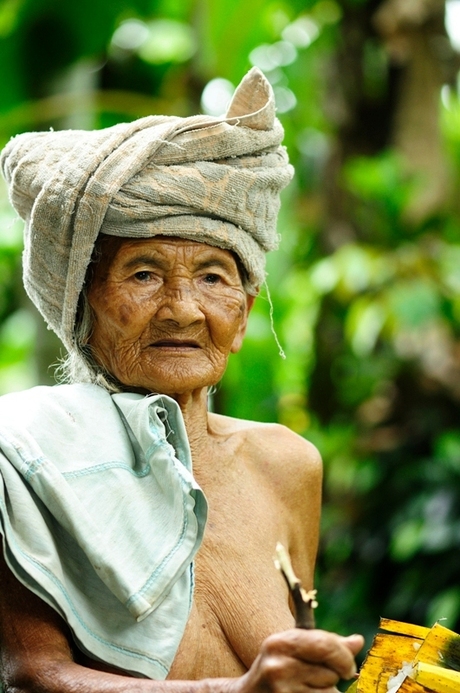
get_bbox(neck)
[171,387,211,459]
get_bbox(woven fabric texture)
[0,68,293,349]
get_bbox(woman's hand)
[234,629,364,693]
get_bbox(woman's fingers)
[261,629,363,681]
[340,634,366,657]
[237,629,364,693]
[258,654,344,688]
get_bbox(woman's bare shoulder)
[208,413,322,584]
[208,412,322,472]
[208,411,268,433]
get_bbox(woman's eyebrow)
[120,255,234,272]
[194,258,233,272]
[122,255,166,270]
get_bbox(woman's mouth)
[151,339,200,350]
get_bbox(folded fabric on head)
[0,68,293,349]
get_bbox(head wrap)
[1,67,293,349]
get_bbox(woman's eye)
[134,271,152,282]
[203,273,221,285]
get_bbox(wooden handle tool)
[274,542,318,630]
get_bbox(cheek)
[90,283,142,334]
[118,302,135,327]
[88,295,133,358]
[210,299,247,346]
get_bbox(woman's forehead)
[91,235,240,276]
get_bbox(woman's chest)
[168,551,294,680]
[168,467,295,680]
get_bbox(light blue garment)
[0,383,207,679]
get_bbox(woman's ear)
[230,293,257,354]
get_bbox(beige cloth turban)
[1,67,293,349]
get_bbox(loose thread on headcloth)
[264,280,286,360]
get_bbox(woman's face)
[87,236,254,396]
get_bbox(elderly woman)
[0,69,362,693]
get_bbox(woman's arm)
[0,552,362,693]
[0,552,212,693]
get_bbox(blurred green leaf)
[391,520,424,562]
[138,19,196,64]
[387,279,441,329]
[346,297,386,356]
[426,588,460,629]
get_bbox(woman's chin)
[119,370,222,398]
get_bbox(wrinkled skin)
[0,237,364,693]
[87,237,253,397]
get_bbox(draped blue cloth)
[0,384,207,679]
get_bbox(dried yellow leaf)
[412,623,460,671]
[379,619,430,641]
[355,620,427,693]
[411,661,460,693]
[347,619,460,692]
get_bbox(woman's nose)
[154,284,204,326]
